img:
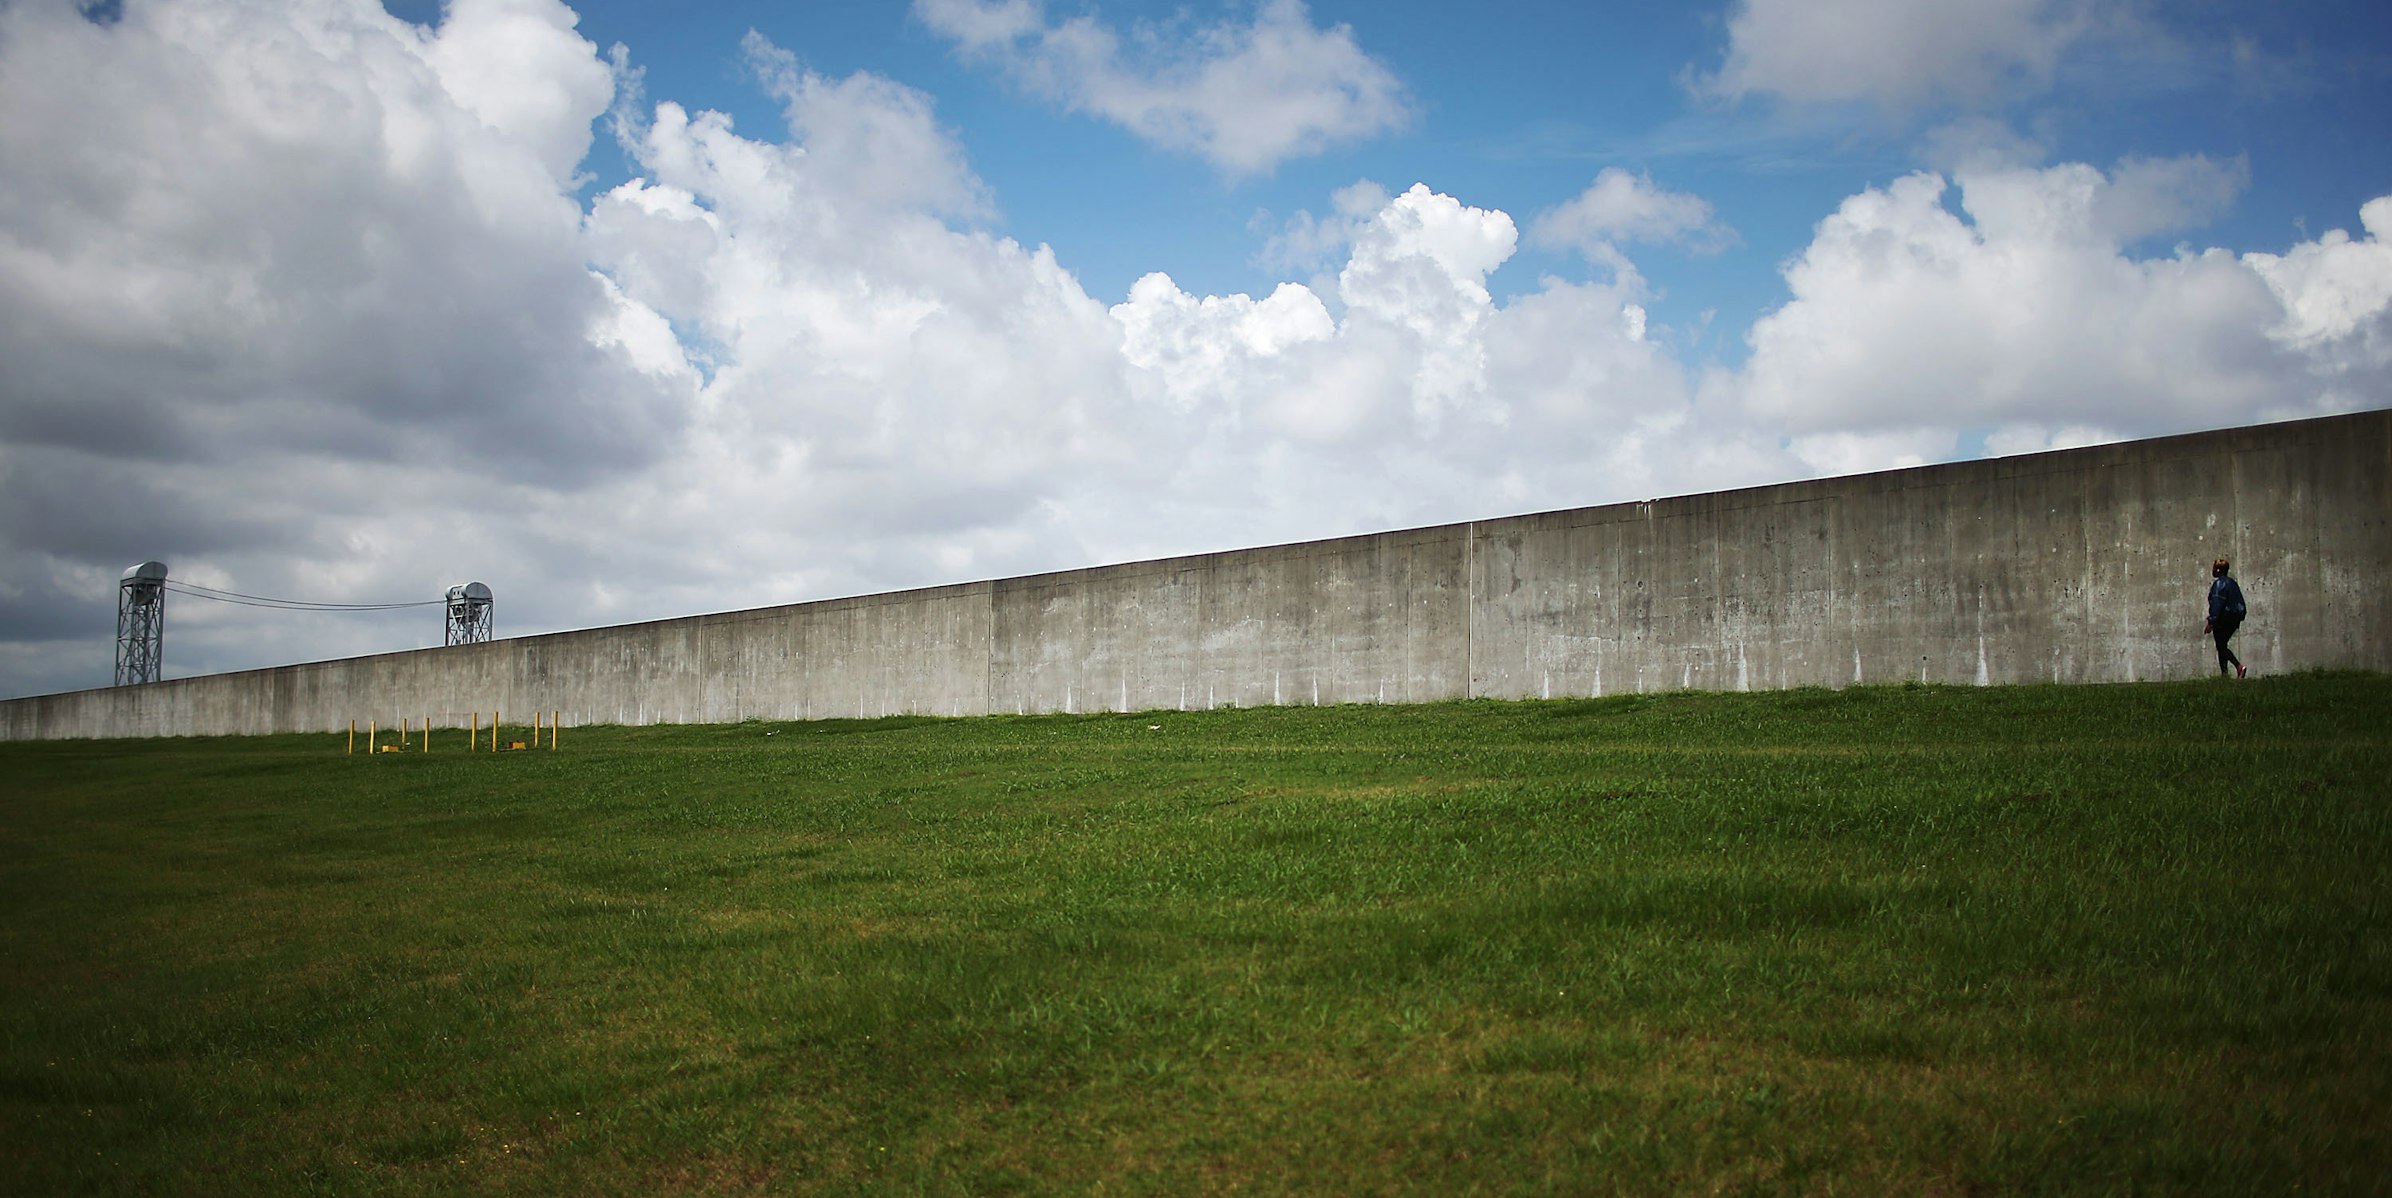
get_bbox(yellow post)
[369,719,376,754]
[472,710,479,752]
[401,717,408,749]
[348,720,355,756]
[551,710,559,750]
[424,715,431,753]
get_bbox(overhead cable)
[161,580,443,612]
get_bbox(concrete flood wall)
[5,411,2386,741]
[1471,412,2388,696]
[988,524,1471,716]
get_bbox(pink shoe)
[2236,664,2247,679]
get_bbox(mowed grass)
[1,676,2387,1196]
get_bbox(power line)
[162,580,444,612]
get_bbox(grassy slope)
[1,675,2386,1195]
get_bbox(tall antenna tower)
[116,561,168,686]
[444,582,494,645]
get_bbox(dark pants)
[2213,617,2243,674]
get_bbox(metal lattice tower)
[116,561,167,686]
[444,582,494,645]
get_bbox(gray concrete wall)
[987,525,1470,715]
[5,411,2385,741]
[1467,414,2391,696]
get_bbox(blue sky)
[368,2,2372,308]
[568,2,2385,310]
[385,0,2392,339]
[1,0,2389,697]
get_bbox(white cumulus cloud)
[0,0,684,481]
[2247,197,2392,352]
[1528,168,1735,290]
[913,0,1410,176]
[1711,159,2392,474]
[0,0,705,695]
[1697,0,2108,107]
[422,0,616,181]
[1106,183,1770,545]
[585,46,1131,604]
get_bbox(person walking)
[2205,558,2248,678]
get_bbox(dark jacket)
[2209,576,2247,626]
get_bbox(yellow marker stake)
[424,715,431,753]
[472,710,479,752]
[552,710,559,750]
[369,720,376,754]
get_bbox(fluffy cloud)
[913,0,1409,175]
[1697,0,2107,107]
[1119,183,1519,444]
[2247,197,2392,353]
[0,0,698,693]
[1713,159,2392,472]
[2096,154,2250,243]
[582,43,1136,614]
[588,138,1723,601]
[1528,168,1735,289]
[0,0,684,481]
[1107,184,1765,545]
[1254,179,1392,282]
[423,0,616,179]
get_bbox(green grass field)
[3,675,2387,1195]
